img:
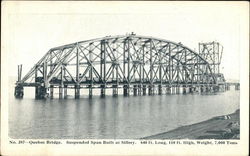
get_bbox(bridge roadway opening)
[14,33,240,99]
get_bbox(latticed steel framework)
[199,42,223,74]
[19,34,217,90]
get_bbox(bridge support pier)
[158,85,162,95]
[14,85,24,98]
[50,85,54,98]
[59,86,63,99]
[133,85,138,96]
[89,85,93,98]
[189,86,193,93]
[173,86,176,94]
[142,85,147,95]
[183,86,186,94]
[166,86,171,94]
[123,85,129,96]
[138,85,142,95]
[176,86,180,94]
[101,85,106,97]
[196,86,200,93]
[171,87,174,94]
[64,85,67,99]
[113,85,118,97]
[148,85,154,95]
[35,86,47,99]
[205,86,209,92]
[75,84,80,99]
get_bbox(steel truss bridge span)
[15,34,219,98]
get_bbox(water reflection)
[9,90,240,139]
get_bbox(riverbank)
[142,109,240,139]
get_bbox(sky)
[2,1,249,81]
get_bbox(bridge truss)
[15,34,227,99]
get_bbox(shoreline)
[142,109,240,139]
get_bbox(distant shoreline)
[142,109,240,140]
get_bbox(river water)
[9,81,240,139]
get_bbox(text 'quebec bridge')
[14,33,240,99]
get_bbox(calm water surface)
[9,83,239,139]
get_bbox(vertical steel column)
[184,49,187,84]
[123,39,129,96]
[127,38,130,84]
[35,65,38,98]
[138,84,142,95]
[149,40,153,95]
[89,85,93,98]
[75,45,80,99]
[49,52,53,98]
[142,45,146,95]
[158,85,162,95]
[115,64,119,96]
[138,59,142,95]
[17,64,22,82]
[123,85,128,96]
[133,85,138,96]
[64,85,67,99]
[43,61,47,87]
[213,42,215,74]
[50,85,54,98]
[176,86,180,94]
[189,85,193,93]
[43,62,48,98]
[89,43,93,98]
[15,65,24,98]
[169,44,172,85]
[59,66,64,99]
[112,85,118,97]
[159,44,162,95]
[183,85,186,94]
[63,67,67,98]
[100,40,106,97]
